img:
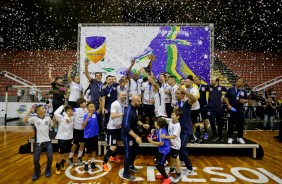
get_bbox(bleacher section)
[215,51,282,96]
[0,50,77,96]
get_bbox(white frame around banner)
[77,23,214,82]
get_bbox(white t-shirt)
[46,98,53,114]
[142,81,155,105]
[84,89,91,102]
[30,88,36,95]
[187,86,200,110]
[167,120,181,150]
[29,116,52,143]
[17,89,22,97]
[169,84,179,107]
[73,107,87,130]
[161,83,171,103]
[107,100,124,130]
[129,78,142,99]
[55,106,74,140]
[154,88,167,117]
[68,81,83,102]
[117,84,129,107]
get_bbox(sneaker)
[109,156,121,163]
[156,173,164,179]
[203,133,208,140]
[91,162,97,169]
[218,137,225,142]
[68,158,74,166]
[162,177,171,184]
[31,173,39,181]
[228,138,233,144]
[183,168,194,175]
[237,138,245,144]
[76,157,83,166]
[122,174,136,180]
[129,166,138,172]
[84,164,89,172]
[194,138,202,144]
[212,136,219,141]
[101,163,110,172]
[61,163,66,171]
[172,174,182,183]
[190,134,197,143]
[45,170,51,178]
[168,168,175,176]
[55,163,61,175]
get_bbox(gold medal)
[236,97,239,100]
[107,94,110,97]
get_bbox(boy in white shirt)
[54,105,74,175]
[22,105,53,181]
[68,98,87,166]
[161,109,182,183]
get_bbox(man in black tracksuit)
[121,95,148,180]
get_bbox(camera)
[249,91,264,102]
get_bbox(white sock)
[78,151,83,158]
[69,152,74,158]
[91,158,95,163]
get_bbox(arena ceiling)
[0,0,281,51]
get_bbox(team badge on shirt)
[92,114,96,118]
[218,87,222,91]
[45,121,48,125]
[129,140,133,146]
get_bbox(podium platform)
[28,131,262,159]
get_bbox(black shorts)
[191,109,199,124]
[155,152,168,165]
[169,148,180,159]
[58,139,72,154]
[199,105,208,120]
[143,104,155,118]
[84,136,98,154]
[73,129,85,144]
[107,129,121,146]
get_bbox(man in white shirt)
[126,56,155,102]
[67,65,83,108]
[117,78,129,107]
[159,74,173,118]
[126,60,142,101]
[168,76,179,108]
[141,79,155,125]
[22,105,53,181]
[30,87,37,102]
[140,68,167,118]
[101,92,127,172]
[17,88,22,102]
[186,75,201,143]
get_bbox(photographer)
[262,97,277,130]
